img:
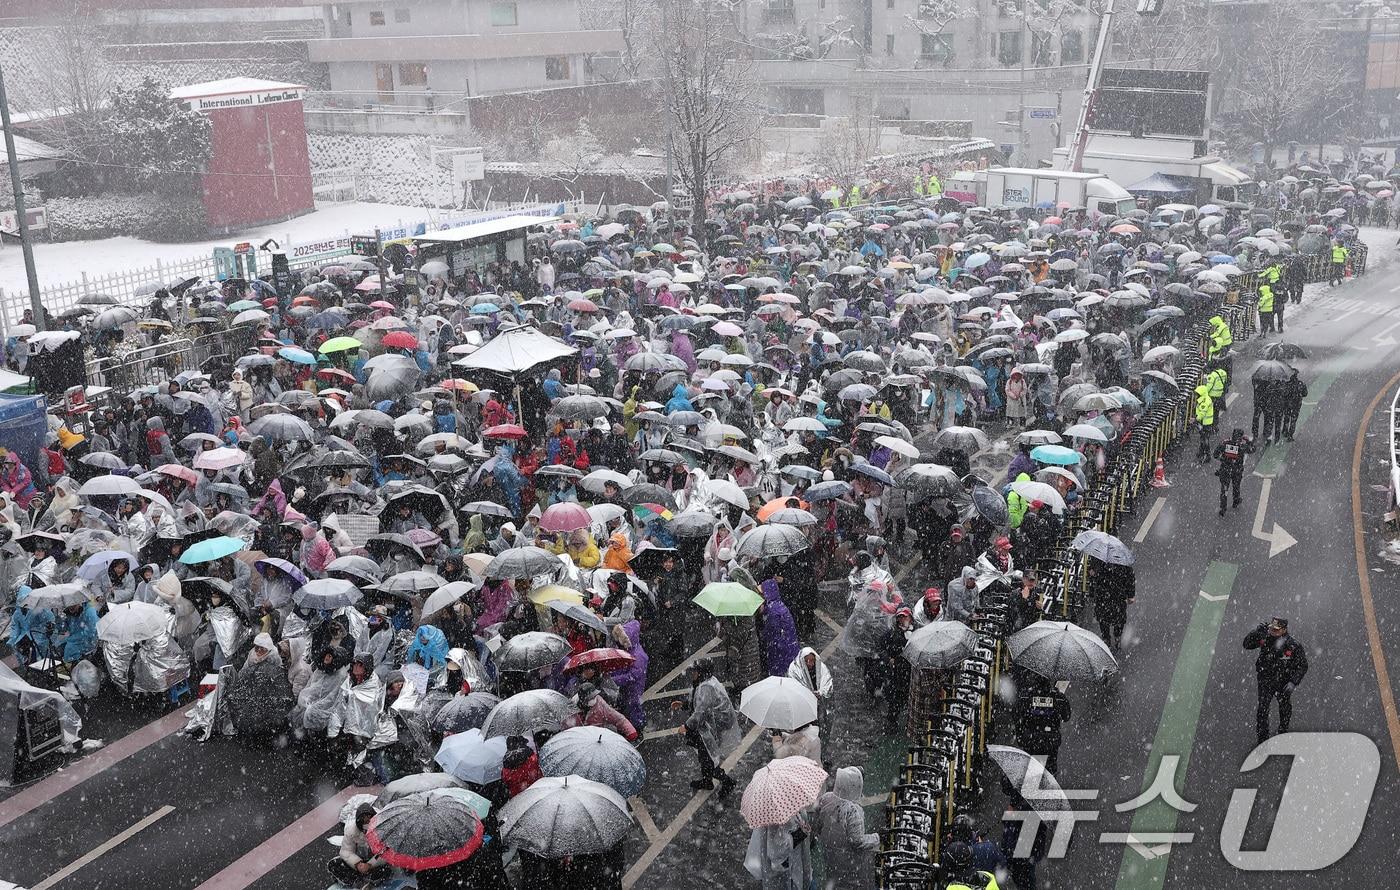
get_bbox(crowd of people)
[0,171,1365,890]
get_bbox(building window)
[763,0,795,24]
[490,1,518,26]
[996,30,1022,66]
[818,0,825,7]
[394,7,410,22]
[545,55,571,80]
[886,33,896,53]
[369,10,385,25]
[343,7,350,25]
[887,0,896,7]
[1060,29,1083,63]
[778,88,824,114]
[920,33,954,63]
[398,63,428,85]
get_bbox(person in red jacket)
[500,735,542,797]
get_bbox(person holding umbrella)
[562,682,637,742]
[328,803,392,887]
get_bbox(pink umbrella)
[539,502,592,534]
[154,463,200,485]
[193,447,246,471]
[740,756,828,828]
[712,321,743,337]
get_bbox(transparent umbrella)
[499,775,633,857]
[539,726,648,797]
[481,688,575,737]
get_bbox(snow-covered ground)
[0,201,459,294]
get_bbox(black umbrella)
[367,794,484,870]
[970,484,1010,526]
[430,692,502,735]
[622,484,677,510]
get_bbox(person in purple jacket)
[758,574,800,676]
[609,619,649,737]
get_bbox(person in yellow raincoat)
[567,529,601,568]
[603,531,634,573]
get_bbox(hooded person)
[814,766,880,889]
[327,803,391,887]
[144,416,177,466]
[912,587,943,627]
[602,531,634,572]
[298,523,337,578]
[681,656,739,794]
[562,681,638,740]
[758,575,800,677]
[41,477,80,529]
[7,585,54,664]
[405,624,451,675]
[327,652,386,779]
[608,620,649,733]
[842,578,901,697]
[0,452,37,510]
[944,567,979,623]
[226,632,294,739]
[787,646,834,740]
[716,567,764,696]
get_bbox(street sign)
[1027,107,1057,120]
[452,147,486,182]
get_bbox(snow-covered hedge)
[46,194,207,243]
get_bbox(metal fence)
[82,325,258,399]
[877,254,1366,888]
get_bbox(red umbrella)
[483,424,527,439]
[564,647,635,674]
[567,298,599,312]
[539,501,591,533]
[381,331,419,350]
[317,367,356,384]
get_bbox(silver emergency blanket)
[103,627,191,695]
[207,605,249,663]
[329,673,384,742]
[292,666,347,733]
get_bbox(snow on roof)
[411,214,559,245]
[170,78,307,100]
[2,130,64,162]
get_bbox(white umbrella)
[97,601,169,645]
[1061,423,1108,443]
[875,435,919,459]
[78,475,142,497]
[739,676,819,731]
[1010,480,1067,514]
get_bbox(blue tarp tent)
[0,394,48,473]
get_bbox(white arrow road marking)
[1101,832,1193,860]
[1251,477,1298,557]
[1198,590,1229,602]
[1373,319,1400,348]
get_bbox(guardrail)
[877,246,1367,887]
[82,325,258,400]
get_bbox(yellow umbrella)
[528,583,584,606]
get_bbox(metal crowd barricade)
[84,339,197,394]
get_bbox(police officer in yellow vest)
[1195,382,1216,463]
[1205,364,1228,417]
[1257,279,1277,334]
[927,172,943,197]
[848,184,862,208]
[913,175,925,197]
[941,841,999,890]
[1207,314,1233,359]
[1329,241,1349,285]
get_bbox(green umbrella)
[319,336,364,354]
[179,535,247,565]
[693,582,763,617]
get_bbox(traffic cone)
[1150,456,1170,488]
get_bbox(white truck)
[944,167,1137,218]
[1050,134,1255,205]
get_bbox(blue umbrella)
[1030,444,1083,466]
[964,252,991,269]
[1209,254,1237,264]
[227,300,261,312]
[278,346,317,365]
[435,729,508,784]
[305,309,349,330]
[254,557,307,588]
[470,303,500,315]
[179,535,247,565]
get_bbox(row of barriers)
[83,325,259,401]
[877,242,1368,888]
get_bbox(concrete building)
[739,0,1099,164]
[304,0,624,122]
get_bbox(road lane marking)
[1114,561,1238,890]
[0,707,187,831]
[1350,368,1400,773]
[1254,363,1348,478]
[31,804,176,890]
[629,797,661,842]
[1250,478,1297,557]
[642,636,720,701]
[622,628,845,888]
[193,785,370,890]
[1225,392,1239,408]
[1134,497,1166,543]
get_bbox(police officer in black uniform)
[1012,676,1072,775]
[1213,427,1254,517]
[1243,617,1308,743]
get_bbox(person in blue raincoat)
[666,383,693,414]
[7,586,53,664]
[542,369,564,401]
[54,600,99,665]
[406,625,450,674]
[491,443,525,515]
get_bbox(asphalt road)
[5,234,1400,890]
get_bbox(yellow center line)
[1350,367,1400,773]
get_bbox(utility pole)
[0,66,44,332]
[374,227,388,301]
